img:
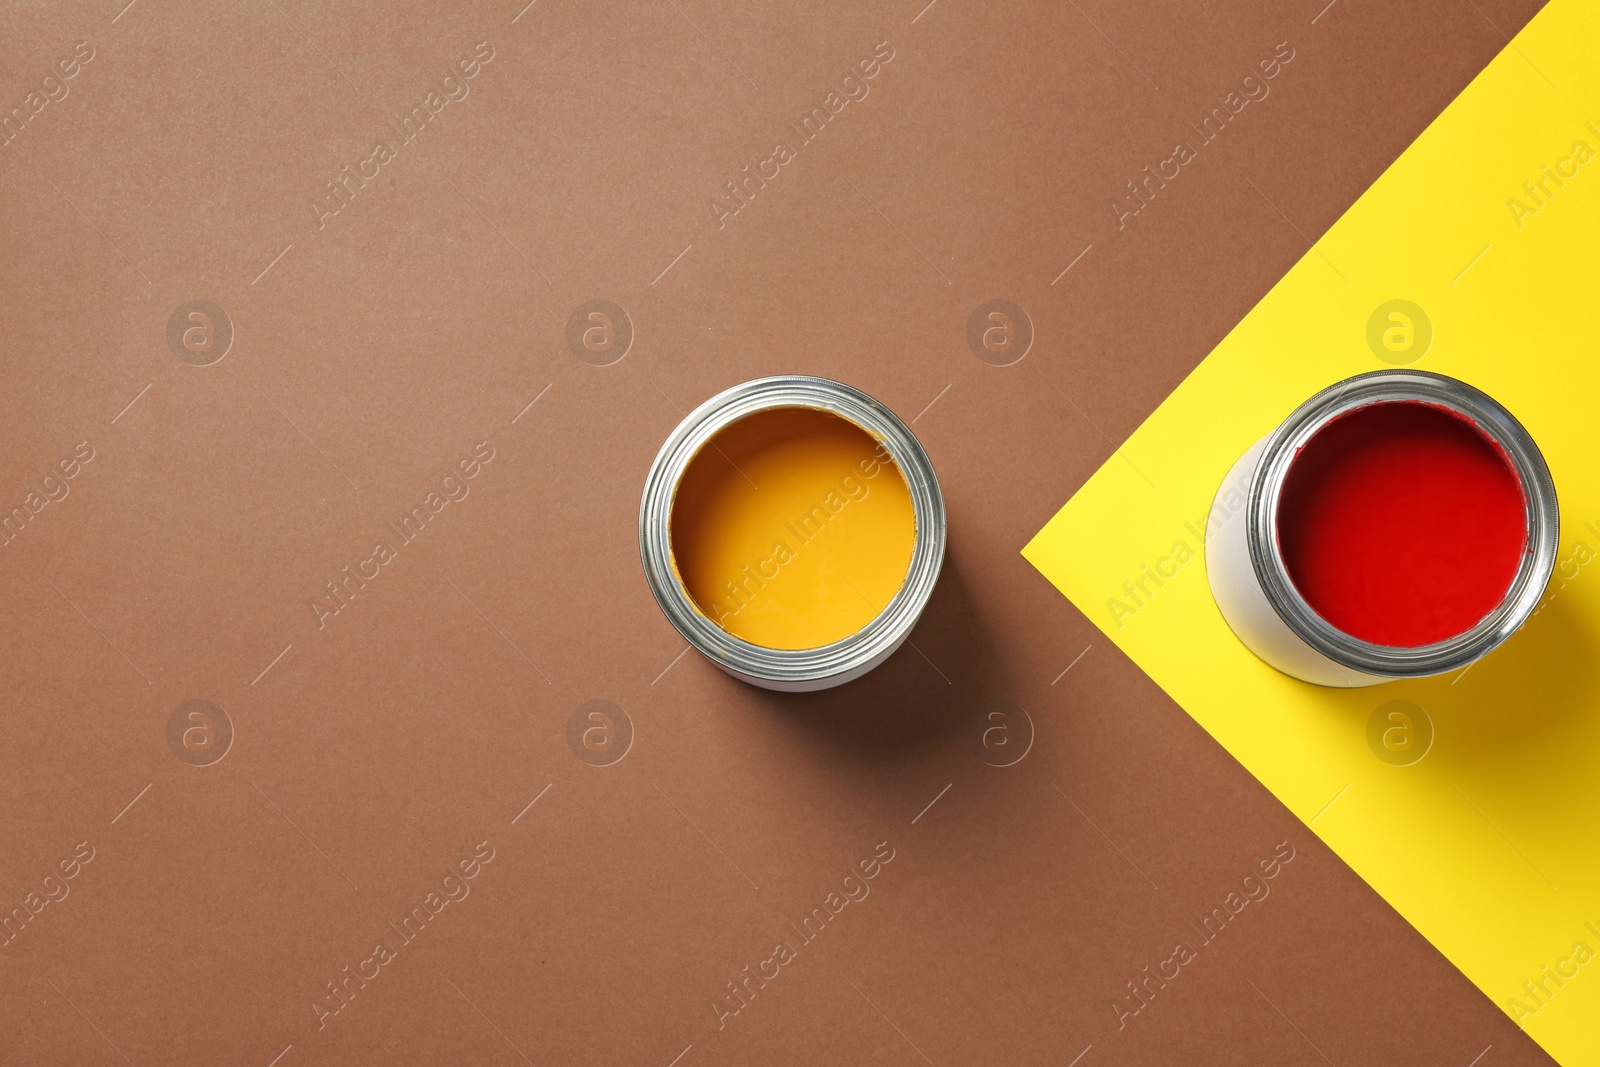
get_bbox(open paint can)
[1206,369,1558,686]
[640,376,946,691]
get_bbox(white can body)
[1206,438,1389,687]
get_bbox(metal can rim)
[1246,368,1559,677]
[638,375,946,688]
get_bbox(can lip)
[638,375,946,687]
[1247,369,1560,678]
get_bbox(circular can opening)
[669,406,916,651]
[1275,399,1528,648]
[640,374,945,691]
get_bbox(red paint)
[1276,401,1526,647]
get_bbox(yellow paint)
[1023,2,1600,1062]
[671,407,915,650]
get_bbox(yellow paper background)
[1023,2,1600,1061]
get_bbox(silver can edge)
[638,375,947,692]
[1241,368,1559,680]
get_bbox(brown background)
[0,0,1556,1063]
